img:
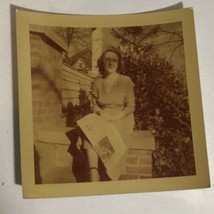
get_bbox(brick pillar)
[119,130,156,180]
[120,150,153,180]
[30,27,67,129]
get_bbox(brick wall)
[30,33,64,129]
[119,130,155,180]
[119,149,153,180]
[30,29,75,184]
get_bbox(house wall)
[62,64,93,109]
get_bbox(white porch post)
[91,28,103,77]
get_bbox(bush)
[66,89,92,127]
[121,51,196,177]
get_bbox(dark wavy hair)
[97,49,123,76]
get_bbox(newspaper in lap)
[77,113,127,180]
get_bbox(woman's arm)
[91,96,102,115]
[92,76,135,121]
[91,79,112,120]
[112,76,135,121]
[91,80,102,115]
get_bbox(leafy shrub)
[121,50,195,177]
[66,89,92,127]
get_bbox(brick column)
[119,130,156,180]
[30,26,67,129]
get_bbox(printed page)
[77,113,126,178]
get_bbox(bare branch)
[136,25,161,44]
[152,39,183,48]
[169,42,183,61]
[111,28,136,46]
[157,29,183,41]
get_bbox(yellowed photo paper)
[16,8,210,198]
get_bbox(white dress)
[92,73,135,136]
[82,73,135,180]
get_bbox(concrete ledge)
[36,118,74,145]
[37,128,71,145]
[35,126,156,182]
[123,130,155,150]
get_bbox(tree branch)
[169,42,183,61]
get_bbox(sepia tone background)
[0,0,214,213]
[31,22,195,184]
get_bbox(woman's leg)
[84,139,100,182]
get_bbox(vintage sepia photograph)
[16,8,210,198]
[31,22,195,184]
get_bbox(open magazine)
[77,113,127,180]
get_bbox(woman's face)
[103,51,119,74]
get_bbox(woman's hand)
[93,105,102,115]
[100,111,113,122]
[100,111,125,122]
[111,111,125,121]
